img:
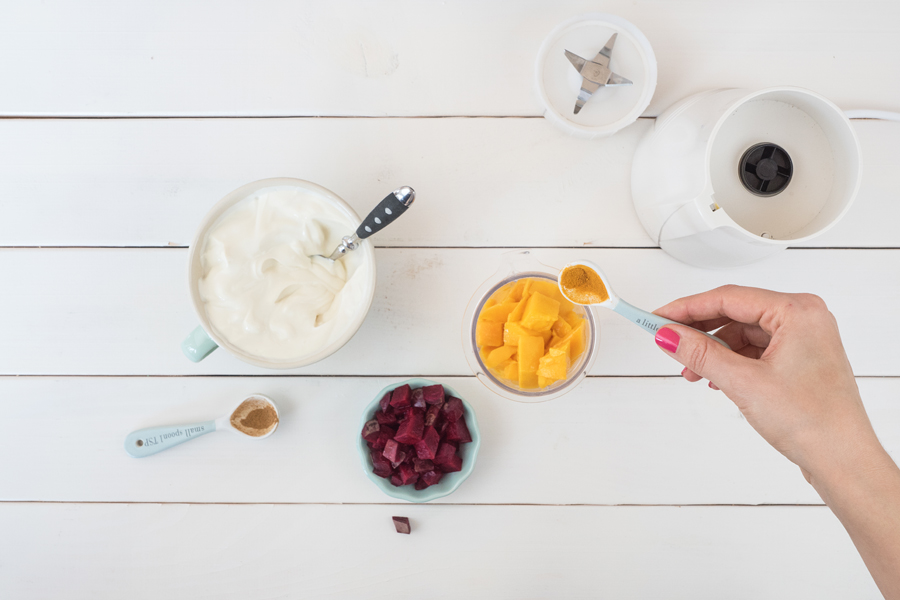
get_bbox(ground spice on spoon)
[560,265,610,304]
[230,397,279,437]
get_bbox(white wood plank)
[0,503,879,599]
[1,377,896,505]
[1,1,898,117]
[0,118,897,248]
[0,248,897,376]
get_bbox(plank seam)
[0,500,828,507]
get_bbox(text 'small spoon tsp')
[558,261,730,349]
[313,186,415,262]
[124,395,279,458]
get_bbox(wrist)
[806,437,897,504]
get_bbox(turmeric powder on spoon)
[559,265,610,305]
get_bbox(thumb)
[654,325,752,390]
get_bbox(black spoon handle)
[355,186,416,240]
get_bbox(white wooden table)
[2,2,899,597]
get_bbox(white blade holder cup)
[558,261,730,349]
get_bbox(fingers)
[656,323,760,391]
[713,321,772,352]
[654,285,795,334]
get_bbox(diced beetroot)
[411,388,427,409]
[394,409,425,444]
[397,463,419,486]
[422,470,443,486]
[371,425,395,450]
[424,404,441,428]
[375,410,397,425]
[413,458,434,473]
[442,396,464,423]
[379,392,392,412]
[439,454,462,473]
[361,420,380,443]
[390,450,407,469]
[433,442,458,467]
[371,450,392,478]
[423,384,445,405]
[389,384,412,409]
[445,417,472,443]
[403,448,416,464]
[414,479,428,490]
[390,473,403,487]
[383,439,402,463]
[439,420,449,437]
[414,426,440,460]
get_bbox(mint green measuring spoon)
[558,261,730,349]
[124,394,279,458]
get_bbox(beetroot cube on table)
[414,426,440,460]
[423,385,445,405]
[397,463,419,486]
[390,384,412,409]
[445,417,472,443]
[361,420,380,443]
[383,439,402,463]
[371,450,392,478]
[413,458,434,473]
[375,410,398,425]
[442,397,464,423]
[422,470,443,486]
[411,388,427,409]
[379,392,392,412]
[392,516,411,534]
[394,409,425,444]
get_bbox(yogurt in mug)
[197,186,369,361]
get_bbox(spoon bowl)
[559,261,729,348]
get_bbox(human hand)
[652,285,887,484]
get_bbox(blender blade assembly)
[565,33,633,114]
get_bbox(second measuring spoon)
[124,394,279,458]
[558,261,730,349]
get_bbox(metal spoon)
[124,394,279,458]
[315,186,416,261]
[558,260,730,349]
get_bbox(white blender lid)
[535,14,657,138]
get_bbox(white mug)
[181,177,377,369]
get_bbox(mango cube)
[517,335,543,389]
[503,322,540,346]
[480,301,517,322]
[537,347,568,381]
[503,360,518,381]
[528,279,575,314]
[553,322,585,360]
[520,292,560,332]
[476,319,503,347]
[563,312,582,329]
[507,291,531,323]
[552,318,573,338]
[485,345,517,369]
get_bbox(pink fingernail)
[709,382,720,391]
[681,367,688,377]
[655,327,680,353]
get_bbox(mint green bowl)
[357,378,481,503]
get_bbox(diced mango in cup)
[520,292,560,332]
[475,276,589,390]
[476,320,503,347]
[537,347,568,381]
[518,335,543,389]
[485,345,517,369]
